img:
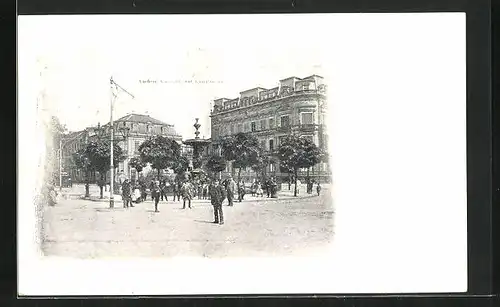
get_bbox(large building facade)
[61,113,182,183]
[210,75,330,182]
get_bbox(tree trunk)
[294,168,298,197]
[84,171,90,198]
[99,173,104,199]
[288,172,291,190]
[231,162,236,178]
[158,169,161,180]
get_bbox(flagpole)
[108,76,135,209]
[110,76,115,208]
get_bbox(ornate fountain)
[182,118,211,181]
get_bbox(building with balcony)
[210,74,330,182]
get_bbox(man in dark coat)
[174,181,182,202]
[160,179,168,201]
[209,179,226,225]
[265,178,271,198]
[151,180,161,212]
[122,179,134,208]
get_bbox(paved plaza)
[41,185,334,258]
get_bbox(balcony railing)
[211,88,326,114]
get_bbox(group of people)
[306,179,322,196]
[119,175,323,223]
[119,176,230,224]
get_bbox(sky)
[18,14,330,139]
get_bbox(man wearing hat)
[225,176,236,206]
[122,179,134,208]
[151,180,161,212]
[209,179,226,225]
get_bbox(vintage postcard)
[18,13,467,296]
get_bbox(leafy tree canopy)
[220,132,261,170]
[138,136,181,172]
[129,156,146,173]
[172,155,190,175]
[85,140,125,173]
[251,152,272,173]
[205,154,227,173]
[71,148,91,171]
[278,135,324,171]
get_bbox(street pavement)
[42,185,334,258]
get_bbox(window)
[301,112,314,125]
[269,118,275,129]
[230,124,234,134]
[260,119,266,130]
[251,122,256,132]
[269,139,274,152]
[135,141,141,153]
[280,115,290,127]
[237,124,243,133]
[303,84,310,91]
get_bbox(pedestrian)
[256,182,264,197]
[238,180,246,202]
[133,183,142,203]
[160,179,168,201]
[150,180,156,201]
[151,180,161,212]
[251,181,257,197]
[122,179,134,208]
[140,182,147,202]
[197,182,203,199]
[316,182,322,196]
[270,177,278,198]
[209,179,226,225]
[203,182,208,200]
[265,178,271,198]
[181,180,193,209]
[175,181,182,202]
[225,176,236,206]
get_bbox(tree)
[205,154,227,180]
[279,160,294,190]
[220,132,262,184]
[71,148,91,198]
[138,135,181,179]
[129,156,146,180]
[251,153,272,182]
[85,140,125,198]
[278,135,325,197]
[172,155,190,182]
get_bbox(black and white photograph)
[18,13,468,296]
